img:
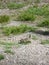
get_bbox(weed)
[17,10,36,21]
[26,4,49,16]
[0,15,10,23]
[0,41,21,49]
[38,18,49,27]
[4,49,14,54]
[32,35,38,40]
[3,25,37,36]
[41,40,49,45]
[34,0,40,3]
[0,42,14,49]
[7,2,25,9]
[0,54,4,60]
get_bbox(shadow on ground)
[31,30,49,36]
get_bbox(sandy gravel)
[0,32,49,65]
[0,38,49,65]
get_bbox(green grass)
[0,15,10,23]
[3,25,29,35]
[0,42,14,46]
[0,2,26,9]
[26,4,49,16]
[17,10,36,21]
[41,40,49,45]
[17,4,49,21]
[4,49,14,54]
[0,41,21,50]
[7,2,25,9]
[38,18,49,27]
[34,0,40,3]
[32,35,38,40]
[0,54,4,60]
[38,4,49,16]
[0,42,14,49]
[2,25,37,36]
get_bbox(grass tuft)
[17,11,36,21]
[7,2,25,9]
[0,15,10,23]
[32,35,38,40]
[4,49,14,55]
[3,25,37,36]
[41,40,49,45]
[38,18,49,27]
[0,54,4,60]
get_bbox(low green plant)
[7,2,25,9]
[17,4,49,21]
[26,4,49,16]
[0,15,10,23]
[0,41,20,49]
[0,54,4,60]
[29,27,37,32]
[0,42,14,49]
[34,0,40,3]
[17,11,36,21]
[41,40,49,45]
[4,49,14,54]
[38,18,49,27]
[3,25,37,36]
[3,25,28,35]
[32,35,38,40]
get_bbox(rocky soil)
[0,2,49,65]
